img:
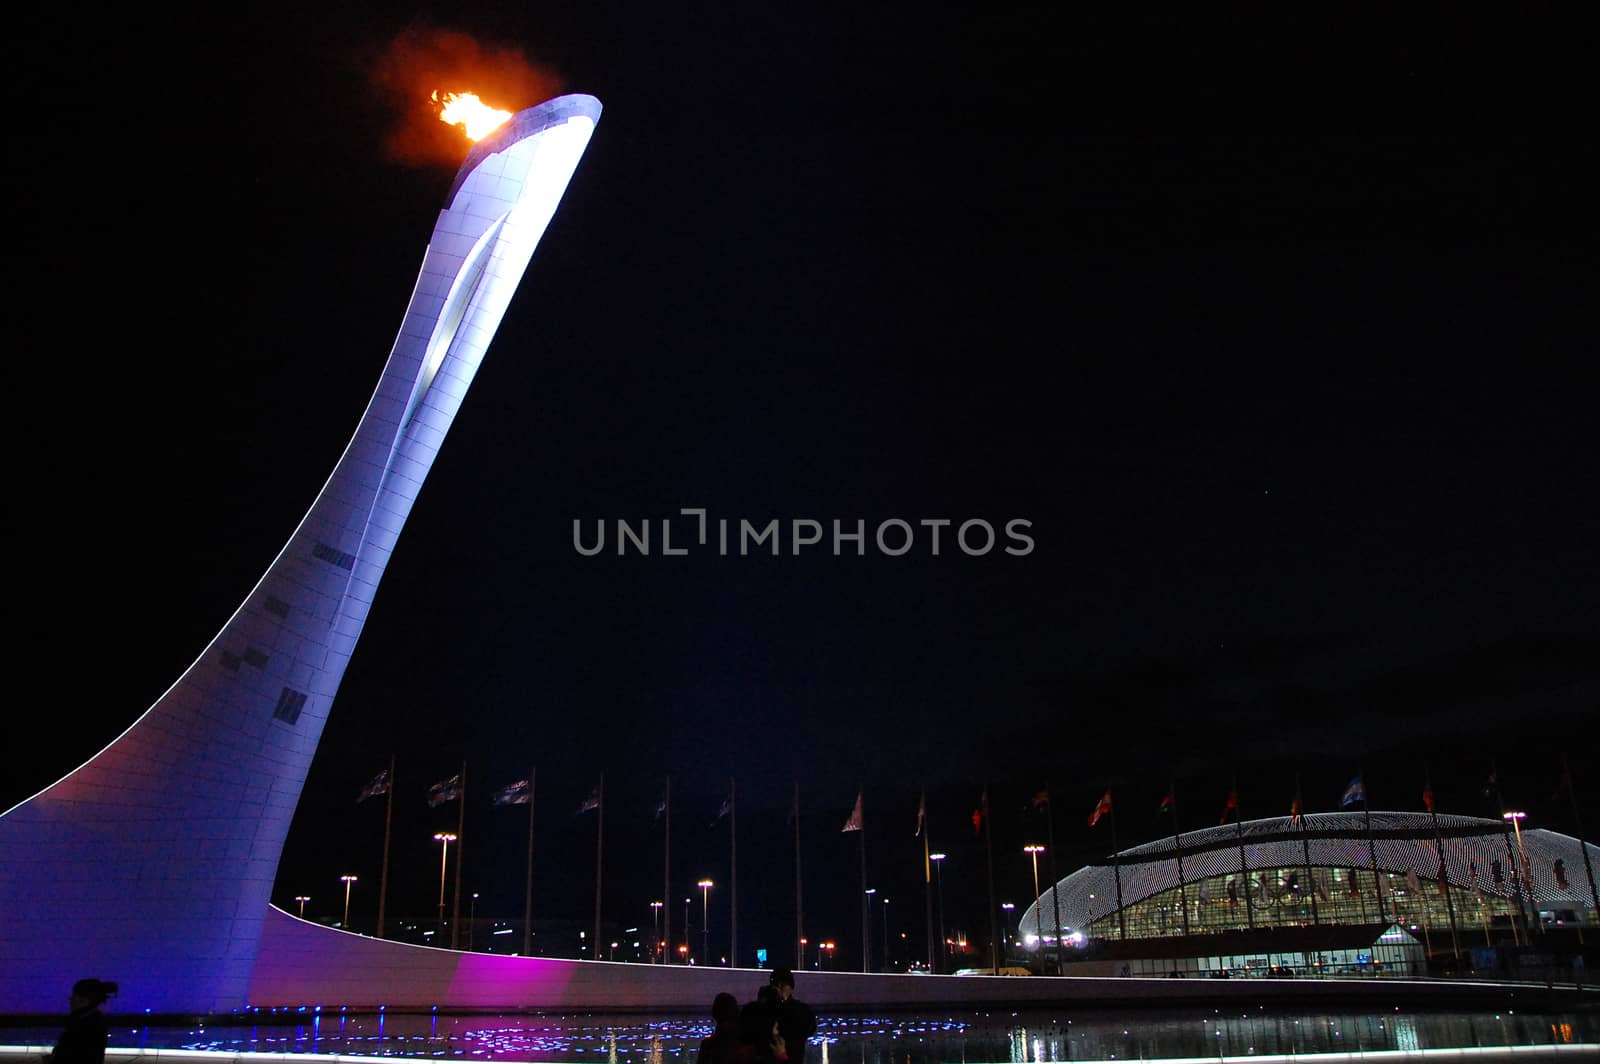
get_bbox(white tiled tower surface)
[0,95,601,1017]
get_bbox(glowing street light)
[470,892,480,950]
[1024,844,1049,940]
[1503,811,1536,922]
[433,832,457,935]
[339,874,358,930]
[698,879,714,963]
[293,895,310,919]
[650,901,664,963]
[930,852,948,973]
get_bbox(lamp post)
[683,897,692,963]
[821,940,836,969]
[294,895,310,919]
[882,896,891,970]
[930,852,948,973]
[470,892,479,950]
[864,888,877,971]
[1025,844,1046,943]
[650,901,664,963]
[1503,811,1536,929]
[339,874,358,930]
[434,832,457,935]
[698,879,714,964]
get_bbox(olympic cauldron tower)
[0,95,601,1015]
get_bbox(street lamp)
[650,901,664,963]
[864,888,876,972]
[470,892,480,950]
[1001,902,1016,951]
[1024,844,1046,942]
[339,875,358,930]
[683,897,692,963]
[433,832,457,935]
[821,940,836,969]
[882,896,891,970]
[930,853,948,973]
[1503,811,1535,927]
[293,895,310,919]
[698,879,714,964]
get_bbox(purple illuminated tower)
[0,94,601,1015]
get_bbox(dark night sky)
[11,7,1596,969]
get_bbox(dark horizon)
[11,5,1595,973]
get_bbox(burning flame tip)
[433,90,513,142]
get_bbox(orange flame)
[431,91,512,141]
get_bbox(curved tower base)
[0,95,600,1016]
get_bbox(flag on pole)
[491,778,530,806]
[1031,788,1050,812]
[712,795,731,827]
[653,796,667,821]
[1219,786,1238,825]
[426,774,462,807]
[357,769,390,803]
[915,791,926,837]
[1422,783,1435,814]
[576,786,600,815]
[1157,791,1173,818]
[1288,795,1303,828]
[1088,789,1113,828]
[841,791,863,832]
[1340,776,1365,808]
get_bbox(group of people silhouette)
[696,967,817,1064]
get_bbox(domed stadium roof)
[1021,811,1597,935]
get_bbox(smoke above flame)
[372,26,563,166]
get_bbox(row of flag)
[358,765,1564,836]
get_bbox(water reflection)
[2,1007,1594,1062]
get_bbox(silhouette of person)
[697,992,753,1064]
[739,985,784,1063]
[769,967,815,1064]
[52,979,115,1064]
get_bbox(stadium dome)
[1020,811,1597,944]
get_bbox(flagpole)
[1044,783,1063,975]
[859,784,869,974]
[1169,780,1190,936]
[794,779,804,969]
[378,752,394,939]
[524,766,537,957]
[921,786,934,973]
[594,772,605,960]
[1562,752,1600,942]
[729,777,738,967]
[1490,760,1531,943]
[664,774,673,964]
[451,760,467,948]
[1105,789,1126,940]
[1424,763,1462,963]
[1294,775,1319,926]
[1359,765,1388,925]
[983,783,998,973]
[1231,774,1255,930]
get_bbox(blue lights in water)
[11,1007,1579,1063]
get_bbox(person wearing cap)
[768,967,815,1064]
